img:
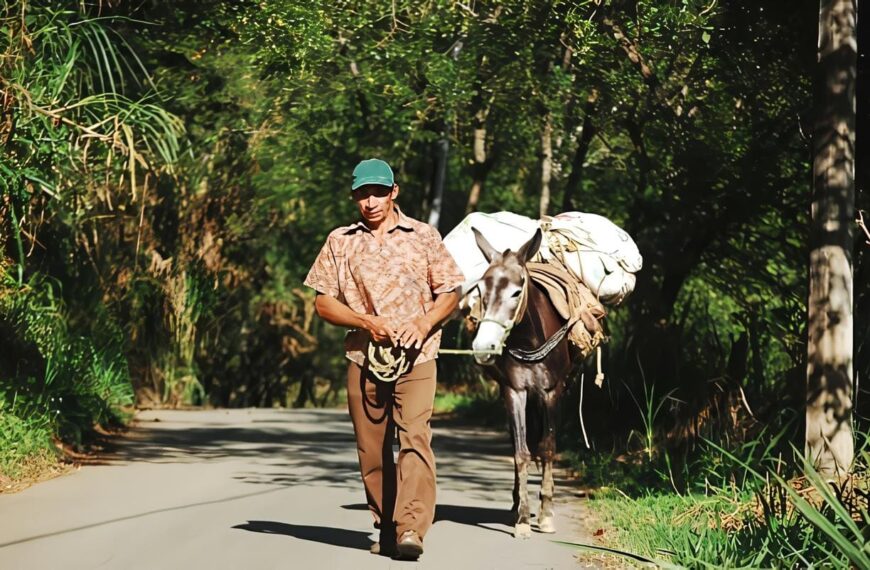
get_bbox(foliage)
[578,431,870,568]
[433,378,505,426]
[0,0,177,477]
[0,268,133,479]
[232,0,821,455]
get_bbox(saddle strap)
[507,319,574,362]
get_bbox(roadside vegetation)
[568,431,870,568]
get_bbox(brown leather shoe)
[394,530,423,560]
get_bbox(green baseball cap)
[351,159,394,190]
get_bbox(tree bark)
[427,39,463,229]
[562,90,598,212]
[465,103,492,214]
[806,0,856,479]
[427,137,449,230]
[539,114,553,218]
[855,0,870,426]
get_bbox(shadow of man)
[233,520,372,551]
[342,503,515,536]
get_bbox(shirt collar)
[344,205,414,234]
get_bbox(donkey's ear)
[472,227,498,263]
[516,228,542,263]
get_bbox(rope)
[579,370,591,449]
[594,346,605,387]
[366,344,411,382]
[438,348,502,356]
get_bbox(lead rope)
[367,344,411,382]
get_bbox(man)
[303,158,463,560]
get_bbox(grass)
[433,390,505,426]
[0,410,56,482]
[0,273,135,488]
[565,437,870,569]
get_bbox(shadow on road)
[99,409,578,505]
[342,503,514,535]
[107,411,356,464]
[0,487,290,549]
[232,520,371,551]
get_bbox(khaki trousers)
[346,359,437,539]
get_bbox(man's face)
[351,184,399,225]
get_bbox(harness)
[473,270,529,353]
[464,269,573,363]
[508,320,573,362]
[460,260,607,372]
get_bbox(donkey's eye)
[510,289,522,298]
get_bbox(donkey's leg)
[538,390,558,534]
[505,388,532,538]
[539,460,556,533]
[511,461,520,517]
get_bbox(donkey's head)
[469,227,542,365]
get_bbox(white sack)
[544,212,642,305]
[443,211,642,306]
[443,211,539,297]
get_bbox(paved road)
[0,409,596,569]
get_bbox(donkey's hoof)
[514,523,532,539]
[538,517,556,534]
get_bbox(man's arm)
[394,289,460,349]
[313,294,396,344]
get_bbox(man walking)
[304,159,463,559]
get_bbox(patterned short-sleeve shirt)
[304,207,465,366]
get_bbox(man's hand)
[364,314,397,345]
[395,317,432,349]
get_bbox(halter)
[473,269,530,355]
[470,267,576,362]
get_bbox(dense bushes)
[0,269,132,478]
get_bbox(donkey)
[468,226,577,538]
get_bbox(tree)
[806,0,857,478]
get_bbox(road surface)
[0,408,598,569]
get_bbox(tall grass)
[577,431,870,568]
[1,1,186,415]
[0,272,134,482]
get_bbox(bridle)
[470,267,574,362]
[471,269,530,356]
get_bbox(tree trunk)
[427,39,463,230]
[465,104,491,214]
[539,115,552,218]
[562,90,599,212]
[427,137,449,230]
[855,0,870,426]
[806,0,856,479]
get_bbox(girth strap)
[507,319,573,362]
